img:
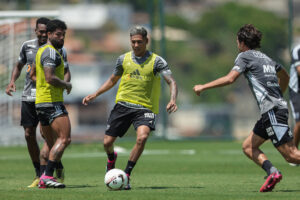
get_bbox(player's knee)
[136,134,148,146]
[242,141,251,155]
[24,130,36,141]
[284,154,295,163]
[103,139,114,149]
[61,137,71,147]
[283,151,300,163]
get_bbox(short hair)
[130,26,147,39]
[46,19,67,33]
[237,24,262,49]
[36,17,50,28]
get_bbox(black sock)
[45,160,57,177]
[124,160,136,176]
[107,152,115,161]
[262,160,274,175]
[33,162,40,177]
[57,161,64,169]
[40,165,46,176]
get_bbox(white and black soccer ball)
[104,169,128,190]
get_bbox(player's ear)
[146,37,149,44]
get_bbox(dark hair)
[130,26,147,39]
[36,17,50,28]
[46,19,67,33]
[237,24,262,49]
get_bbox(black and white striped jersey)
[289,44,300,93]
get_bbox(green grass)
[1,140,300,200]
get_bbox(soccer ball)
[104,169,128,190]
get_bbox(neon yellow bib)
[35,44,64,104]
[116,51,161,114]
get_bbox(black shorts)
[36,104,68,126]
[253,108,293,147]
[289,89,300,122]
[105,103,156,137]
[21,101,39,127]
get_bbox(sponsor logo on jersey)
[267,81,279,87]
[263,65,276,74]
[125,69,152,81]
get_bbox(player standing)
[5,17,69,187]
[289,44,300,166]
[35,19,72,189]
[82,26,178,190]
[193,24,300,192]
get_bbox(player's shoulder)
[292,44,300,59]
[151,51,166,64]
[60,47,67,54]
[234,52,246,62]
[117,53,127,61]
[40,45,57,59]
[21,38,38,49]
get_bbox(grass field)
[1,140,300,200]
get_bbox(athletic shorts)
[289,89,300,122]
[36,104,68,126]
[21,101,39,127]
[105,103,156,137]
[253,108,293,147]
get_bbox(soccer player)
[5,17,69,187]
[193,24,300,192]
[82,26,178,190]
[35,19,72,189]
[289,44,300,166]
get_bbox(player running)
[82,26,178,190]
[193,24,300,192]
[34,19,72,189]
[289,44,300,167]
[5,17,69,187]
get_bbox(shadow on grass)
[67,185,97,189]
[277,189,300,193]
[136,186,204,190]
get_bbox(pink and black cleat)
[106,152,118,172]
[38,174,65,189]
[260,171,282,192]
[124,173,131,190]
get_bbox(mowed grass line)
[0,140,300,200]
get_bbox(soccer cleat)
[27,176,40,188]
[106,152,118,172]
[288,163,299,167]
[55,168,65,183]
[259,171,282,192]
[123,173,131,190]
[39,174,65,189]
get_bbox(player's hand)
[166,100,177,114]
[65,82,72,94]
[193,84,205,96]
[82,94,97,106]
[5,82,16,96]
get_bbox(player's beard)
[50,38,64,49]
[39,36,47,45]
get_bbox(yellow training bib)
[116,51,161,114]
[35,44,64,104]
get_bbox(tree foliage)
[164,2,288,103]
